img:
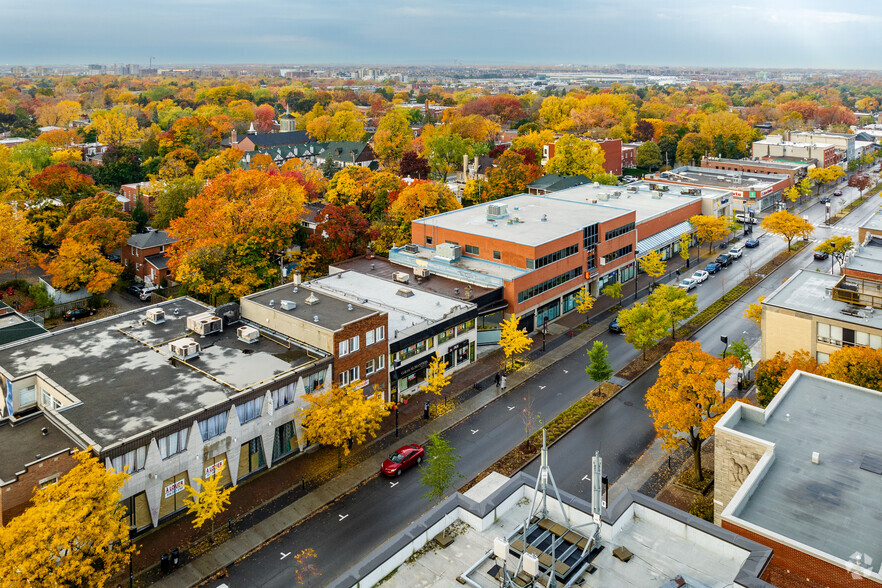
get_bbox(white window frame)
[377,354,385,370]
[339,340,349,356]
[366,330,375,346]
[339,371,350,386]
[376,326,385,341]
[158,429,189,460]
[39,475,59,489]
[366,359,375,376]
[19,385,37,407]
[350,335,359,352]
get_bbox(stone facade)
[713,426,771,526]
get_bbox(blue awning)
[637,220,693,258]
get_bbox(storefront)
[536,299,560,327]
[159,471,190,520]
[203,453,231,487]
[272,421,299,463]
[238,437,267,480]
[443,340,472,369]
[391,355,432,400]
[122,491,151,533]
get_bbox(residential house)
[123,229,177,285]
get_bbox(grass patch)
[866,183,882,197]
[689,495,715,522]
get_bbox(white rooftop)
[550,181,706,224]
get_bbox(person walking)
[423,400,430,420]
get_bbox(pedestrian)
[424,400,430,420]
[500,375,507,392]
[495,371,501,388]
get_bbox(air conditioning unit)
[187,312,223,336]
[627,186,638,192]
[414,267,430,278]
[435,242,461,262]
[280,300,297,310]
[393,271,410,283]
[169,338,200,360]
[146,308,165,325]
[237,325,260,343]
[486,204,509,219]
[403,243,419,254]
[659,185,669,192]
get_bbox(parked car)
[381,444,425,477]
[691,270,709,283]
[728,245,743,259]
[745,238,760,248]
[735,213,758,224]
[62,307,95,322]
[609,314,623,334]
[677,278,697,291]
[705,262,722,274]
[105,253,121,263]
[126,284,144,297]
[139,285,159,301]
[814,250,829,261]
[820,196,830,204]
[715,253,733,267]
[834,190,843,196]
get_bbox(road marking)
[471,429,480,435]
[539,385,546,390]
[582,475,590,481]
[508,406,515,411]
[339,514,349,521]
[280,552,291,560]
[389,481,398,488]
[563,370,568,374]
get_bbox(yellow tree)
[0,449,135,587]
[0,203,34,275]
[601,281,623,308]
[388,180,460,244]
[639,250,666,287]
[373,109,413,168]
[648,283,697,340]
[761,210,813,252]
[194,149,244,181]
[743,296,765,329]
[646,340,739,481]
[420,354,451,396]
[679,232,692,264]
[44,238,122,293]
[300,381,392,468]
[783,185,800,204]
[50,148,83,166]
[183,470,235,543]
[498,315,532,371]
[814,235,854,272]
[807,166,845,195]
[545,134,606,178]
[574,285,595,324]
[88,108,141,144]
[689,214,730,255]
[618,302,668,359]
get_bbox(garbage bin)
[160,553,170,574]
[171,547,180,567]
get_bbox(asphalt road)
[209,182,876,588]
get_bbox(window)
[19,385,36,407]
[272,421,299,461]
[112,446,147,473]
[198,412,228,441]
[603,244,633,264]
[339,340,350,356]
[605,222,636,241]
[339,366,360,386]
[304,370,326,394]
[493,250,501,260]
[377,354,385,370]
[236,397,264,424]
[351,366,359,382]
[817,352,830,363]
[272,383,296,408]
[376,326,385,341]
[583,223,599,248]
[366,330,375,346]
[817,323,843,346]
[394,337,433,361]
[517,266,584,304]
[366,359,375,376]
[456,319,475,335]
[158,429,189,460]
[426,236,433,245]
[41,389,61,410]
[526,244,579,270]
[350,335,359,352]
[465,244,479,255]
[39,475,59,489]
[437,327,455,344]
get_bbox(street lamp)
[721,336,729,398]
[393,403,399,438]
[542,321,547,353]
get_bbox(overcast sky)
[4,0,880,69]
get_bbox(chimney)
[474,155,479,173]
[231,129,237,147]
[463,153,469,175]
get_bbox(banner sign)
[164,479,185,498]
[204,458,226,478]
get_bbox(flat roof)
[753,138,835,149]
[860,208,882,233]
[391,244,525,283]
[0,303,47,346]
[844,237,882,275]
[244,282,378,332]
[307,271,474,342]
[415,193,630,248]
[763,269,882,331]
[0,414,76,484]
[0,298,321,448]
[549,181,704,224]
[703,157,808,170]
[653,166,789,191]
[726,372,882,568]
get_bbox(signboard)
[204,458,226,478]
[720,198,729,205]
[761,187,773,196]
[749,190,757,200]
[164,479,185,499]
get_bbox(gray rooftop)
[550,181,705,224]
[415,193,630,248]
[653,166,789,191]
[0,303,47,346]
[844,236,882,275]
[0,414,76,484]
[126,229,176,249]
[0,298,318,448]
[763,269,882,331]
[860,209,882,233]
[702,157,808,171]
[726,372,882,568]
[244,282,379,332]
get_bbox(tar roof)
[415,193,630,248]
[550,181,703,223]
[762,269,882,331]
[655,167,789,190]
[0,414,77,484]
[0,303,47,346]
[126,229,176,249]
[0,298,318,448]
[244,283,378,332]
[725,372,882,567]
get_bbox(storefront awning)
[637,220,693,258]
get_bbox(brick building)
[715,371,882,586]
[646,166,790,213]
[542,137,625,176]
[118,181,156,214]
[752,135,838,168]
[122,229,177,285]
[701,156,808,185]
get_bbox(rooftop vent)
[593,181,600,188]
[41,427,48,436]
[146,308,165,325]
[812,451,820,465]
[313,315,319,323]
[396,288,414,298]
[347,303,353,310]
[304,293,320,305]
[541,214,547,222]
[486,204,509,219]
[237,325,260,344]
[169,337,200,360]
[293,286,298,293]
[393,271,410,283]
[280,300,297,311]
[612,191,622,198]
[627,186,638,192]
[186,312,223,336]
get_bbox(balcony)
[831,276,882,309]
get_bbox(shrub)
[689,495,714,522]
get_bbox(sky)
[3,0,881,69]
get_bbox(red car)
[381,444,425,477]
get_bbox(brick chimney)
[231,130,238,148]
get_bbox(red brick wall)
[635,200,703,240]
[842,268,882,282]
[701,159,799,187]
[122,244,170,282]
[598,139,623,176]
[1,451,78,526]
[333,313,389,399]
[722,520,878,587]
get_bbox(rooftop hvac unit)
[393,271,410,283]
[237,325,260,343]
[651,191,664,199]
[187,312,223,336]
[403,243,419,254]
[169,338,200,360]
[612,191,622,198]
[435,242,461,261]
[658,185,669,191]
[486,204,508,219]
[627,186,638,192]
[414,267,430,278]
[280,300,297,310]
[146,308,165,325]
[598,193,609,201]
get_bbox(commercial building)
[0,298,333,531]
[646,166,790,213]
[761,269,882,363]
[790,130,856,162]
[751,135,837,168]
[715,371,882,586]
[859,211,882,243]
[842,236,882,282]
[701,156,808,184]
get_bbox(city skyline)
[4,0,881,70]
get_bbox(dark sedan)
[814,250,829,261]
[705,262,722,274]
[380,444,425,477]
[745,238,760,248]
[715,253,732,267]
[62,307,95,321]
[608,314,623,334]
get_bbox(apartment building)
[751,136,837,168]
[790,130,856,162]
[646,166,790,213]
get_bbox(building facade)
[122,229,177,285]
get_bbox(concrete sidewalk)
[154,317,616,587]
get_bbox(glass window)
[493,250,501,260]
[158,429,189,459]
[426,236,433,245]
[456,319,475,335]
[871,334,882,349]
[350,336,359,352]
[831,325,843,343]
[377,354,385,370]
[272,383,296,408]
[856,331,870,347]
[366,359,375,376]
[465,244,479,255]
[366,330,375,346]
[339,340,349,356]
[817,352,830,363]
[817,323,830,339]
[111,446,147,473]
[304,371,326,394]
[198,412,228,441]
[438,328,455,344]
[20,385,36,407]
[272,421,299,462]
[376,326,385,341]
[41,389,61,410]
[236,397,264,424]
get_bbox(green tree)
[636,140,663,171]
[619,302,668,359]
[419,433,463,539]
[426,132,471,181]
[131,198,148,233]
[544,134,605,177]
[585,341,613,383]
[727,337,753,380]
[648,284,697,340]
[321,154,337,179]
[152,177,203,229]
[601,281,623,308]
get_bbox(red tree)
[307,205,378,265]
[254,105,276,133]
[399,151,430,180]
[849,174,871,195]
[30,165,96,209]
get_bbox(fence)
[24,298,89,321]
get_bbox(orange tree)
[761,210,813,252]
[0,203,34,275]
[486,149,542,200]
[646,340,739,481]
[388,180,460,244]
[754,350,821,407]
[823,346,882,392]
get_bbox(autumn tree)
[676,133,711,166]
[307,204,378,267]
[698,111,754,158]
[761,210,813,252]
[679,232,692,264]
[299,380,392,468]
[744,296,764,329]
[754,350,821,407]
[585,341,613,383]
[44,238,122,293]
[646,340,738,481]
[35,100,82,128]
[388,180,460,244]
[194,149,244,182]
[498,315,532,371]
[510,129,555,164]
[420,354,451,396]
[29,164,97,209]
[807,166,845,195]
[648,284,697,340]
[545,134,605,178]
[639,250,666,288]
[399,150,430,180]
[824,346,882,392]
[848,173,872,196]
[574,285,595,325]
[419,433,462,540]
[325,165,376,212]
[619,302,668,359]
[373,109,413,168]
[0,449,135,587]
[183,470,235,543]
[636,140,663,171]
[486,149,541,200]
[88,108,141,144]
[152,177,203,229]
[689,214,730,254]
[279,158,329,200]
[0,204,34,276]
[814,235,854,273]
[601,281,623,308]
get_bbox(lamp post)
[542,321,547,353]
[394,403,399,437]
[721,335,729,398]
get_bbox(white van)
[735,214,758,225]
